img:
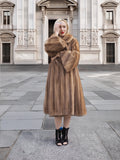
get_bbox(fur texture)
[43,33,87,117]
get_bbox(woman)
[43,19,87,146]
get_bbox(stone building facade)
[0,0,120,65]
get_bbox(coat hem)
[44,111,87,117]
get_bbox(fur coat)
[43,33,87,117]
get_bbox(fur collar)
[59,33,73,43]
[51,33,73,43]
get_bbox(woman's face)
[59,21,67,36]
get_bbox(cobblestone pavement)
[0,64,120,160]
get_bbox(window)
[3,11,10,25]
[106,11,113,24]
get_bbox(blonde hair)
[53,18,69,34]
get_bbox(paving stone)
[84,98,91,105]
[0,131,20,147]
[0,148,10,160]
[0,105,10,117]
[10,91,26,97]
[86,96,103,100]
[86,105,96,111]
[108,121,120,136]
[42,116,55,130]
[6,129,111,160]
[1,83,21,89]
[71,111,120,126]
[89,100,120,105]
[0,96,20,100]
[0,119,43,130]
[19,91,41,101]
[94,104,120,110]
[0,112,45,120]
[34,99,44,105]
[9,105,32,111]
[0,100,35,105]
[84,92,98,96]
[32,105,43,111]
[96,124,120,160]
[94,91,120,100]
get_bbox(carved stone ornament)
[0,1,15,8]
[92,30,98,45]
[37,0,77,8]
[28,31,34,45]
[0,32,16,38]
[80,30,87,45]
[106,37,115,41]
[101,1,119,8]
[102,32,120,38]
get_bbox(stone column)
[40,6,48,64]
[43,14,48,64]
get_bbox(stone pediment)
[37,0,77,8]
[101,1,119,8]
[0,1,15,7]
[101,31,120,38]
[0,32,16,38]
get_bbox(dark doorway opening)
[106,43,115,63]
[2,43,10,63]
[48,19,56,63]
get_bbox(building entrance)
[2,43,10,63]
[106,43,115,63]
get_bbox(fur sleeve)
[44,35,67,57]
[60,38,80,72]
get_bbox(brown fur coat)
[43,33,87,117]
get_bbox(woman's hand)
[54,22,60,36]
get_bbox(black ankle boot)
[62,127,69,145]
[55,128,62,146]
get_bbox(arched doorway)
[0,32,16,64]
[101,32,120,64]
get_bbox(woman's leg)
[54,116,62,129]
[62,115,71,145]
[63,115,71,128]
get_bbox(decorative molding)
[37,0,77,7]
[0,1,15,8]
[92,30,98,45]
[101,1,119,8]
[80,30,98,46]
[101,31,120,38]
[17,30,35,47]
[0,32,16,38]
[37,0,50,7]
[28,30,35,45]
[18,30,24,45]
